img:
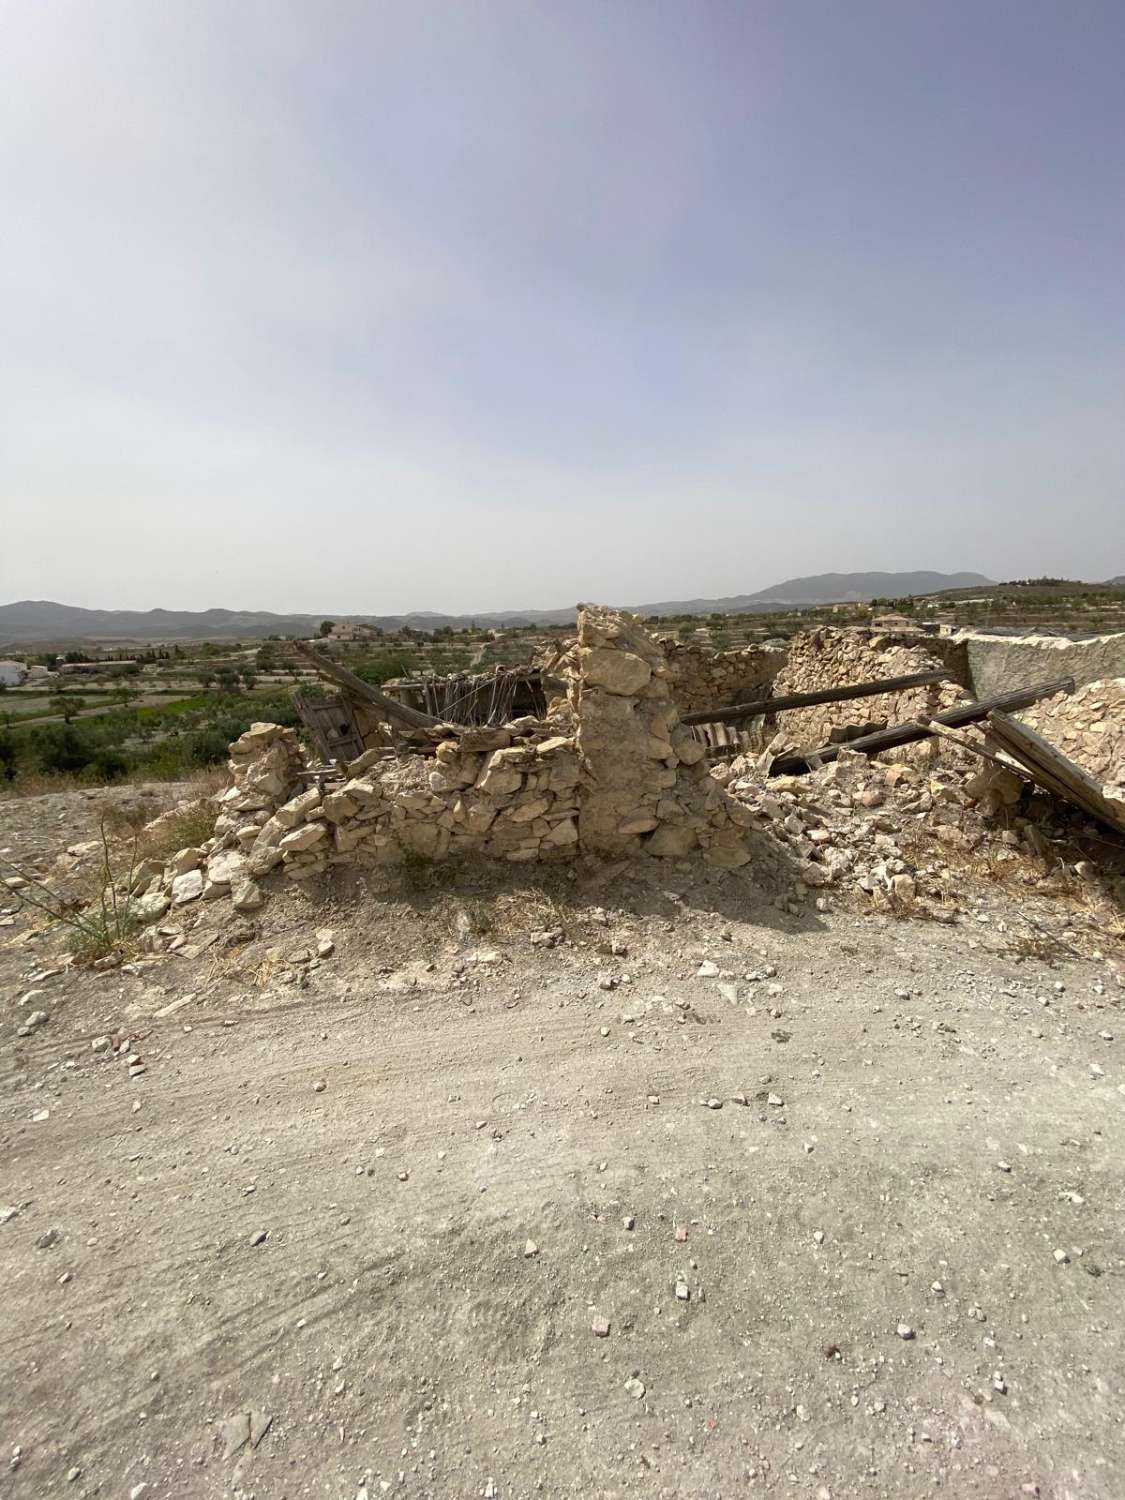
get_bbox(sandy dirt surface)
[2,787,1124,1499]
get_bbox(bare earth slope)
[2,789,1123,1499]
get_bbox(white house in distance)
[0,660,27,687]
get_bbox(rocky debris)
[721,738,1124,916]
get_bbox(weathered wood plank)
[985,712,1125,837]
[768,677,1075,776]
[681,669,950,727]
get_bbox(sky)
[2,0,1123,614]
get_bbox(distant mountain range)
[0,571,996,642]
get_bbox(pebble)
[313,1080,327,1093]
[675,1281,690,1301]
[1053,1248,1069,1264]
[897,1323,915,1340]
[767,1093,784,1107]
[523,1239,539,1258]
[622,1215,635,1230]
[624,1377,646,1400]
[704,1097,722,1110]
[250,1230,268,1247]
[591,1315,611,1337]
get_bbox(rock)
[523,1239,539,1258]
[170,869,204,905]
[204,848,247,889]
[582,646,652,696]
[17,1010,48,1037]
[168,846,203,875]
[36,1228,60,1249]
[135,890,171,922]
[278,823,327,853]
[675,1280,690,1301]
[230,875,264,911]
[624,1377,646,1400]
[591,1315,611,1337]
[221,1412,251,1459]
[697,960,720,978]
[249,1230,268,1247]
[896,1323,915,1340]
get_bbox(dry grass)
[0,819,140,965]
[136,800,218,861]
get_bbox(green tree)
[319,620,335,637]
[49,695,86,722]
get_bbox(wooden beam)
[291,640,443,730]
[680,669,950,726]
[984,711,1125,837]
[768,677,1074,776]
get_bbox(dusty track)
[2,789,1124,1498]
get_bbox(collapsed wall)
[1018,679,1125,796]
[130,608,755,919]
[768,628,960,749]
[659,639,786,714]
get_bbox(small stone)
[675,1281,690,1301]
[313,1079,327,1093]
[996,1161,1012,1173]
[250,1230,268,1247]
[523,1239,539,1258]
[697,961,720,978]
[896,1322,915,1340]
[591,1315,611,1337]
[1053,1248,1069,1264]
[36,1228,60,1249]
[67,1466,81,1482]
[767,1093,784,1107]
[813,1230,825,1245]
[624,1377,646,1400]
[704,1097,722,1110]
[675,1226,688,1243]
[622,1215,635,1230]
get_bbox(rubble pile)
[658,638,786,714]
[1018,678,1125,795]
[769,628,960,748]
[722,742,1122,913]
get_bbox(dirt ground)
[2,786,1124,1499]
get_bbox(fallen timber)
[768,677,1075,777]
[291,640,443,730]
[681,669,950,727]
[985,711,1125,838]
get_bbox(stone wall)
[1017,678,1125,795]
[658,639,786,714]
[769,628,960,749]
[571,606,752,867]
[132,608,756,918]
[954,631,1125,698]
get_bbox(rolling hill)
[0,571,996,642]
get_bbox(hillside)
[0,571,994,641]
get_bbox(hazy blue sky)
[2,1,1123,612]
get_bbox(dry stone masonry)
[659,638,785,714]
[131,608,756,918]
[1019,678,1125,796]
[768,628,960,749]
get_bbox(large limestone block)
[581,647,652,697]
[275,787,322,829]
[279,823,327,852]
